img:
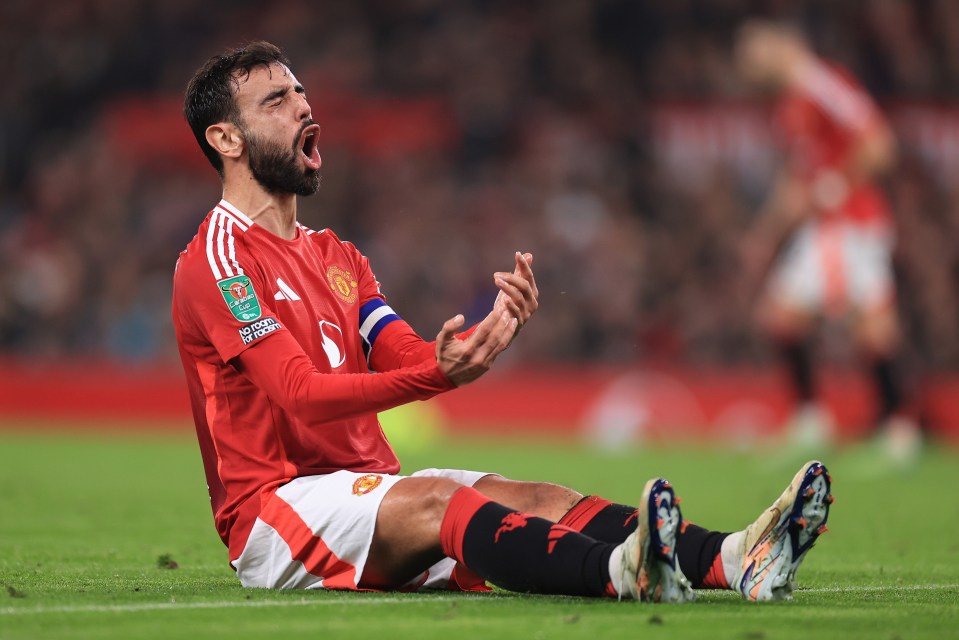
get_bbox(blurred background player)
[734,21,921,462]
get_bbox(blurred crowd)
[1,0,958,370]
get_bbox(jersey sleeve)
[366,316,437,371]
[175,250,286,364]
[235,321,456,424]
[794,60,884,136]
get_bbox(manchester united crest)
[352,474,383,496]
[326,265,358,304]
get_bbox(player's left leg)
[853,301,921,461]
[726,461,832,601]
[854,299,903,421]
[845,222,921,461]
[474,475,732,590]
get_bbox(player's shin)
[558,496,638,544]
[675,523,731,589]
[440,487,615,597]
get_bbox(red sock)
[440,486,491,563]
[676,522,730,589]
[438,488,493,592]
[700,552,730,589]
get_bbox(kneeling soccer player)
[172,41,832,602]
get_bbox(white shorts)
[769,218,895,316]
[232,468,492,590]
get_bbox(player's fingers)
[435,314,465,345]
[494,280,529,324]
[496,272,535,307]
[467,306,505,346]
[515,251,535,274]
[516,252,538,298]
[509,253,538,298]
[493,289,509,314]
[496,292,522,320]
[511,252,534,284]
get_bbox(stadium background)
[2,0,959,442]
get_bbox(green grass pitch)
[1,424,957,639]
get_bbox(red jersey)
[172,199,453,561]
[775,60,892,226]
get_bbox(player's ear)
[206,123,244,160]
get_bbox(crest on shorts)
[218,275,262,322]
[352,474,383,496]
[327,265,358,304]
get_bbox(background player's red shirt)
[172,199,453,561]
[774,60,892,226]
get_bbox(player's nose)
[294,92,312,121]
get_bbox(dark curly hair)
[184,41,290,176]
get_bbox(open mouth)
[298,124,322,171]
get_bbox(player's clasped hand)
[435,252,537,386]
[435,310,517,386]
[494,252,538,331]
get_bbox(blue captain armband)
[359,298,402,359]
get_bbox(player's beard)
[243,123,321,197]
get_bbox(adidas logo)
[274,278,301,301]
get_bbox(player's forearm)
[845,124,897,183]
[369,321,436,371]
[808,127,895,213]
[370,320,479,372]
[237,334,454,424]
[290,358,454,423]
[753,172,807,245]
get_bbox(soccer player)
[173,41,832,602]
[735,21,920,461]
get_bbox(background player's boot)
[732,461,832,602]
[879,415,922,468]
[616,478,695,603]
[786,402,836,451]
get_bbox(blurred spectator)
[1,0,958,373]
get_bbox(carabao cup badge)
[326,265,358,304]
[218,275,262,322]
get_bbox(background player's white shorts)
[769,218,895,315]
[232,468,493,591]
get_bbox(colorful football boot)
[733,461,832,602]
[617,477,695,603]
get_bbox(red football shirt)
[172,199,454,561]
[775,60,892,225]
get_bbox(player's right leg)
[760,297,834,448]
[364,474,693,602]
[852,299,921,464]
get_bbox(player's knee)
[393,476,465,524]
[475,476,581,521]
[525,482,582,520]
[856,308,900,356]
[761,303,811,341]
